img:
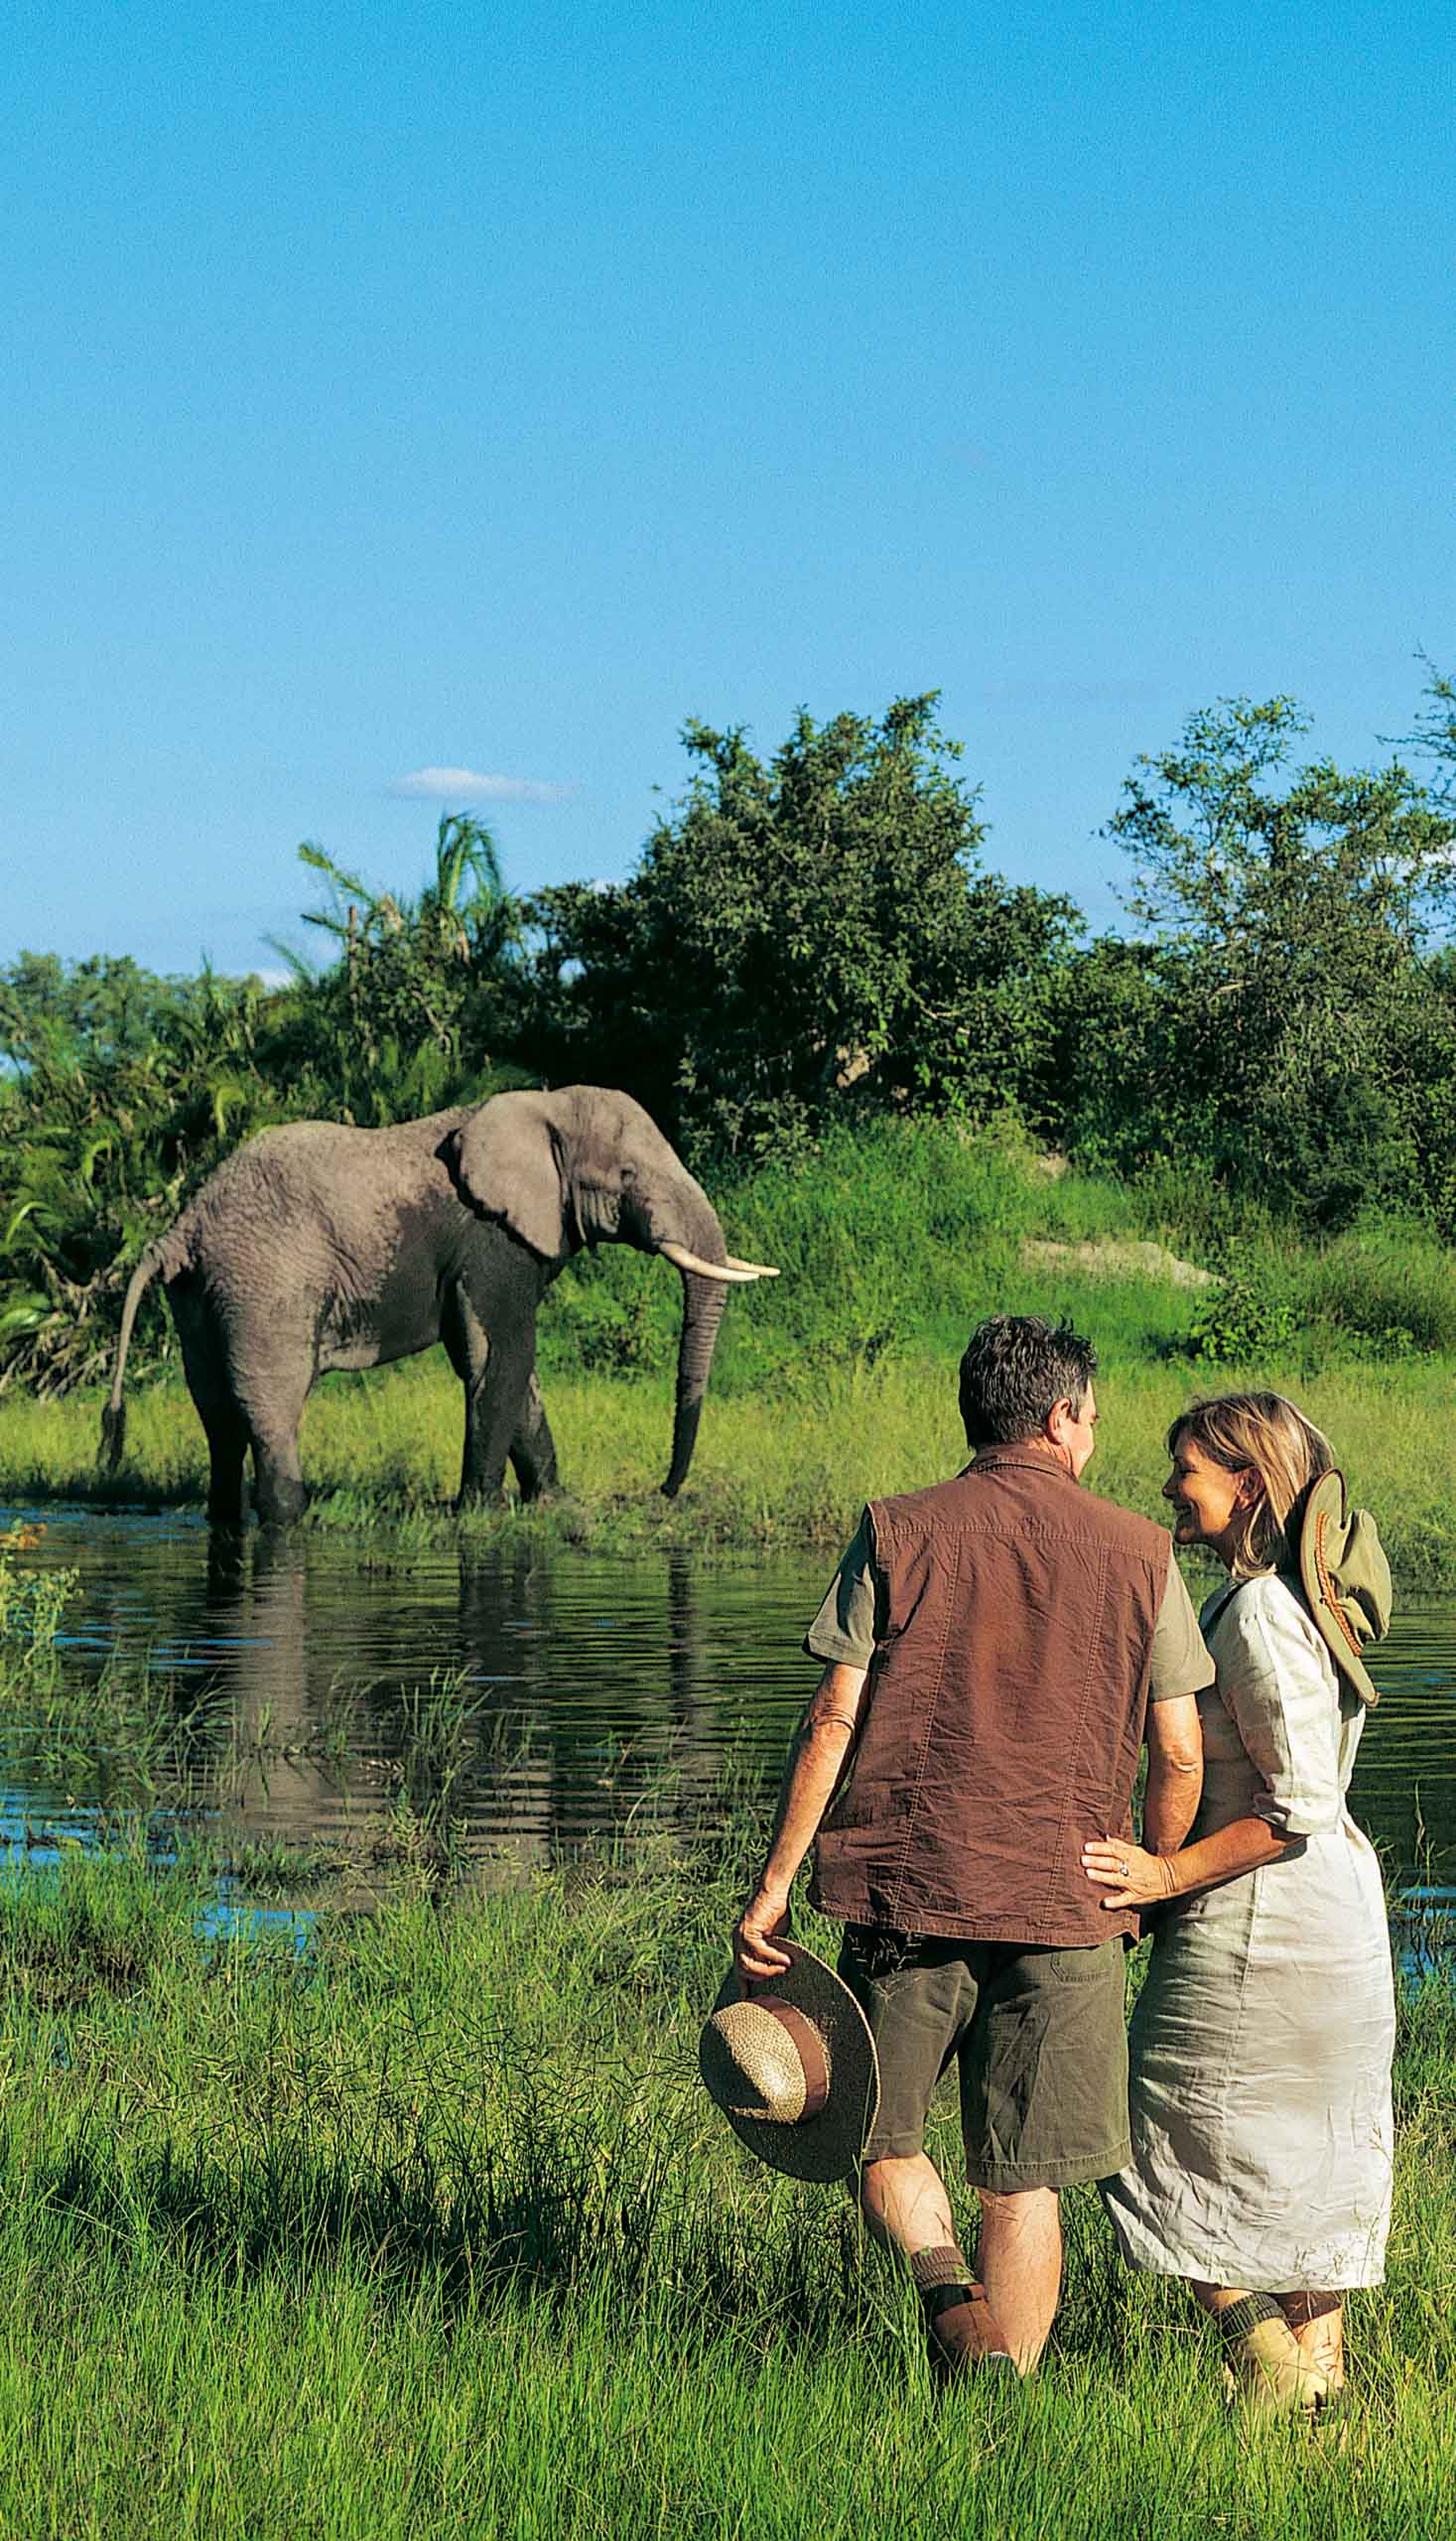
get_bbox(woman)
[1082,1393,1394,2419]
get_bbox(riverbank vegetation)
[0,1837,1446,2537]
[3,1116,1453,1578]
[4,673,1456,1572]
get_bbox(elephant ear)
[447,1092,568,1261]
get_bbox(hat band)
[1314,1513,1363,1658]
[751,1995,831,2119]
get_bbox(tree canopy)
[1078,694,1456,1226]
[522,696,1079,1160]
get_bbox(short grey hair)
[958,1316,1098,1448]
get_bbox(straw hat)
[1296,1469,1391,1707]
[698,1939,879,2182]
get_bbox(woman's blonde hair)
[1166,1391,1335,1577]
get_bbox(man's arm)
[732,1662,867,1983]
[1142,1692,1203,1856]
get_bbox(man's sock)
[908,2246,1015,2372]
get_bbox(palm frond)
[0,1292,54,1342]
[262,934,318,984]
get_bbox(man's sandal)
[1216,2294,1332,2420]
[909,2246,1017,2383]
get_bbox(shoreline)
[2,1348,1453,1582]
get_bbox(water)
[3,1506,1454,1929]
[0,1505,817,1886]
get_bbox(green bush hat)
[698,1940,880,2183]
[1296,1468,1391,1707]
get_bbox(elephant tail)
[99,1244,167,1473]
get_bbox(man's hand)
[732,1885,793,1985]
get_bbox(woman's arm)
[1082,1814,1295,1911]
[1087,1577,1338,1911]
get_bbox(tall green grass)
[0,1839,1446,2537]
[4,1345,1451,1580]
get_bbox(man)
[731,1315,1210,2377]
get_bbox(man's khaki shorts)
[838,1927,1131,2191]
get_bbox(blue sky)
[3,1,1452,975]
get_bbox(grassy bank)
[3,1121,1454,1579]
[3,1350,1452,1583]
[0,1838,1446,2538]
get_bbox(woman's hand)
[1081,1837,1178,1912]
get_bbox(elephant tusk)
[726,1256,781,1277]
[657,1243,775,1284]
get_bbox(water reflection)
[1,1507,815,1877]
[2,1507,1453,1906]
[202,1532,354,1839]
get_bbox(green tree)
[0,952,224,1072]
[523,697,1079,1161]
[268,812,525,1122]
[0,970,285,1393]
[1387,653,1456,806]
[261,818,528,1128]
[1047,935,1209,1175]
[1100,696,1456,1226]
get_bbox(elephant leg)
[251,1449,308,1530]
[235,1353,313,1530]
[442,1284,534,1506]
[202,1403,251,1532]
[173,1290,249,1532]
[509,1373,561,1502]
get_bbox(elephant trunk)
[658,1192,731,1499]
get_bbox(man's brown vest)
[810,1447,1170,1946]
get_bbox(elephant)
[99,1084,776,1528]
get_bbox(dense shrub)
[1185,1270,1301,1366]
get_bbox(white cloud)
[387,765,574,804]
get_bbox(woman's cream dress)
[1102,1572,1394,2290]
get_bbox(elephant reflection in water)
[202,1537,557,1875]
[203,1533,348,1851]
[453,1548,724,1859]
[452,1554,561,1870]
[199,1538,738,1878]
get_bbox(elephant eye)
[620,1162,637,1187]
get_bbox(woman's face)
[1163,1433,1255,1564]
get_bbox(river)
[2,1505,1453,1955]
